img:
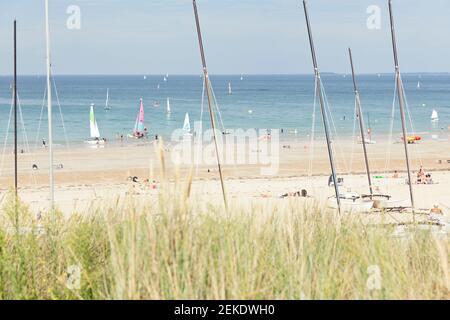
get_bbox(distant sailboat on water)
[104,88,111,111]
[129,99,147,139]
[166,98,171,114]
[431,109,439,122]
[240,74,244,81]
[183,112,191,135]
[228,82,232,95]
[417,81,421,89]
[85,104,105,145]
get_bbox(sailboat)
[183,112,192,135]
[85,104,105,145]
[360,112,376,144]
[166,98,171,114]
[417,81,421,89]
[431,109,439,122]
[240,74,244,81]
[228,82,232,95]
[104,88,111,111]
[128,99,147,139]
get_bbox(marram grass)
[0,187,448,300]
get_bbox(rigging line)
[17,93,31,154]
[308,77,319,193]
[0,93,14,178]
[17,93,38,186]
[383,78,398,193]
[308,76,318,179]
[208,79,226,132]
[195,75,206,175]
[52,74,79,185]
[348,97,359,189]
[34,88,47,150]
[320,78,349,175]
[399,76,424,167]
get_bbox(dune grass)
[0,184,448,300]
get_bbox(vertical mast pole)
[45,0,55,211]
[302,0,341,212]
[348,48,373,196]
[192,0,227,210]
[13,21,18,197]
[388,0,415,212]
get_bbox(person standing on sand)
[42,138,46,148]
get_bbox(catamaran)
[348,48,407,210]
[302,1,373,213]
[128,99,147,139]
[85,104,105,145]
[431,109,439,122]
[104,88,111,111]
[183,112,192,135]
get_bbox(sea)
[0,74,449,148]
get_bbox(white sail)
[105,88,110,110]
[90,104,101,138]
[431,109,439,121]
[167,98,171,114]
[417,81,420,89]
[228,82,232,95]
[183,112,191,133]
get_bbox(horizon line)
[0,72,449,77]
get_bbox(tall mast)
[192,0,227,209]
[45,0,55,211]
[388,0,415,211]
[348,48,373,196]
[302,0,341,212]
[13,21,18,197]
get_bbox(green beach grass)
[0,183,448,300]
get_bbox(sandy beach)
[0,135,449,217]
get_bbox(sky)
[0,0,449,75]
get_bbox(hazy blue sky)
[0,0,449,75]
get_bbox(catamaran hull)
[328,198,374,213]
[85,139,105,145]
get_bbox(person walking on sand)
[42,138,47,148]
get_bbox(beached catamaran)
[129,99,146,139]
[388,0,416,214]
[348,48,408,209]
[85,104,105,145]
[303,1,375,212]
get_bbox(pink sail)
[134,99,145,134]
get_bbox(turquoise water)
[0,74,449,147]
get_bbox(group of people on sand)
[416,166,434,184]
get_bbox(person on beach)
[42,138,46,148]
[417,166,426,184]
[430,205,443,215]
[392,170,399,178]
